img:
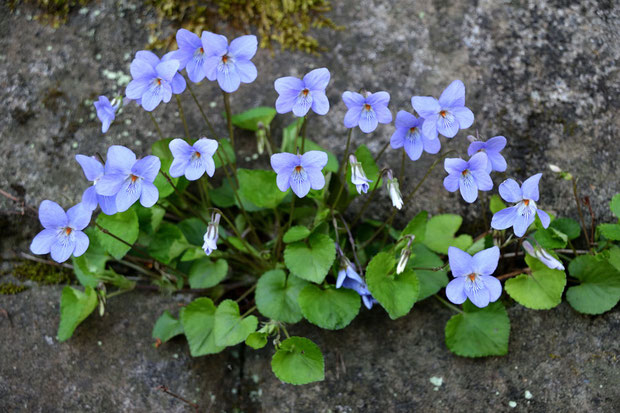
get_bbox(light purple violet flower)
[274,68,330,117]
[95,145,161,212]
[411,80,474,139]
[522,240,565,271]
[349,154,372,194]
[342,90,392,133]
[336,260,377,310]
[75,155,117,215]
[125,50,186,111]
[390,110,441,161]
[169,138,218,181]
[93,96,120,133]
[199,32,257,93]
[270,151,328,198]
[203,212,221,256]
[443,152,493,203]
[467,136,507,173]
[491,173,550,237]
[446,246,502,308]
[30,201,92,263]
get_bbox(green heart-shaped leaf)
[423,214,473,254]
[504,255,566,310]
[566,255,620,314]
[409,244,448,302]
[366,252,419,319]
[445,301,510,357]
[284,233,336,283]
[188,258,228,289]
[95,209,139,260]
[213,299,258,347]
[152,310,184,343]
[298,284,360,330]
[271,337,324,385]
[256,270,308,323]
[180,298,225,356]
[283,226,311,243]
[57,286,98,342]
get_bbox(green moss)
[149,0,342,54]
[8,0,91,27]
[0,283,29,295]
[13,261,73,285]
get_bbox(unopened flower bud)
[548,164,562,173]
[396,235,415,274]
[386,170,403,210]
[203,212,221,256]
[522,240,565,271]
[349,154,372,194]
[256,127,267,155]
[467,134,477,143]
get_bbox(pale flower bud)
[349,154,372,194]
[203,212,221,256]
[548,164,562,173]
[386,170,403,210]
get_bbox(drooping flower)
[386,170,403,210]
[75,154,117,215]
[336,259,377,310]
[93,96,121,133]
[274,68,330,117]
[169,138,218,181]
[467,135,507,173]
[443,152,493,203]
[95,145,161,212]
[203,212,221,256]
[522,240,565,271]
[411,80,474,139]
[491,173,550,237]
[349,154,372,194]
[446,246,502,308]
[390,110,440,161]
[342,90,392,133]
[125,51,185,111]
[200,32,258,93]
[30,201,91,263]
[396,235,415,274]
[270,151,328,198]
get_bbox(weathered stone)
[1,0,619,411]
[0,285,238,412]
[242,301,620,412]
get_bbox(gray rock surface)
[1,0,619,412]
[1,286,618,412]
[0,286,237,412]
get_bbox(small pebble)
[429,376,443,387]
[525,390,533,400]
[509,401,517,408]
[97,341,102,346]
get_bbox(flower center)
[468,273,476,282]
[523,199,530,206]
[65,227,73,236]
[130,174,139,183]
[200,47,204,53]
[461,169,470,176]
[439,110,447,118]
[222,55,229,63]
[364,103,372,111]
[301,88,309,97]
[409,127,417,133]
[156,78,162,85]
[295,165,303,173]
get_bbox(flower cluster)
[27,28,595,385]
